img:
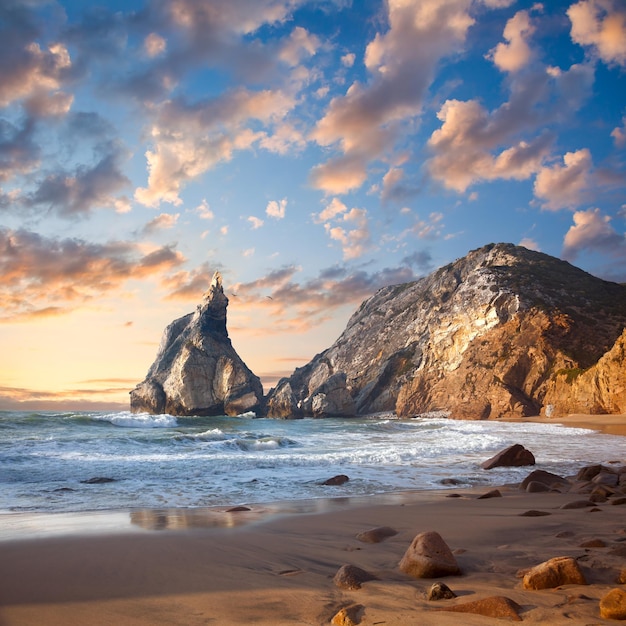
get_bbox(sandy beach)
[1,414,625,625]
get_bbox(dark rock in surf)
[481,444,535,470]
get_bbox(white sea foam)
[93,412,178,428]
[1,411,623,514]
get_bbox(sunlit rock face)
[130,272,263,416]
[265,243,626,419]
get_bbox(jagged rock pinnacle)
[130,272,263,416]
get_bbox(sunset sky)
[1,0,625,410]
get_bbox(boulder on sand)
[399,531,461,579]
[522,556,587,590]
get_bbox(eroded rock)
[130,272,263,416]
[333,564,377,590]
[399,531,461,579]
[599,588,626,620]
[522,556,587,590]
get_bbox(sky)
[1,0,625,411]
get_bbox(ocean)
[1,410,624,520]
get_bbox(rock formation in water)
[265,243,626,419]
[130,272,263,416]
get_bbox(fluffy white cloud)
[316,197,348,222]
[144,33,167,57]
[135,88,296,207]
[266,198,287,219]
[247,216,264,229]
[533,148,592,210]
[279,27,319,66]
[519,237,540,251]
[310,0,476,194]
[568,0,626,66]
[194,199,214,220]
[324,207,371,260]
[427,99,551,192]
[562,208,626,260]
[611,115,626,147]
[488,9,536,73]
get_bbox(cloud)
[247,216,264,229]
[0,116,40,183]
[194,199,214,219]
[427,98,552,192]
[325,207,371,260]
[144,33,167,58]
[562,207,626,261]
[400,249,434,272]
[487,8,537,73]
[341,52,355,67]
[568,0,626,66]
[612,115,626,147]
[316,197,347,222]
[519,237,540,251]
[134,88,296,207]
[314,197,372,259]
[266,198,287,219]
[0,37,72,107]
[25,140,131,217]
[228,260,422,333]
[310,0,476,194]
[533,148,592,210]
[142,212,180,234]
[161,262,218,300]
[278,26,320,66]
[0,384,130,411]
[0,228,185,320]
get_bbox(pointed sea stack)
[130,272,263,416]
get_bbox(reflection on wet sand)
[129,490,443,531]
[0,490,448,540]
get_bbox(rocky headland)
[266,243,626,419]
[131,243,626,420]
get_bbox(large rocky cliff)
[130,272,263,416]
[265,243,626,419]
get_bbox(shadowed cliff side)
[265,243,626,419]
[130,272,263,416]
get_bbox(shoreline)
[1,412,625,624]
[0,412,623,541]
[501,412,626,437]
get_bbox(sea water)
[1,410,624,516]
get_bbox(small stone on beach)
[425,581,457,600]
[333,564,377,590]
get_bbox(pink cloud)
[562,207,626,260]
[533,148,592,210]
[568,0,626,66]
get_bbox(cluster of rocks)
[328,459,626,625]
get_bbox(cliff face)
[130,272,263,416]
[265,243,626,419]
